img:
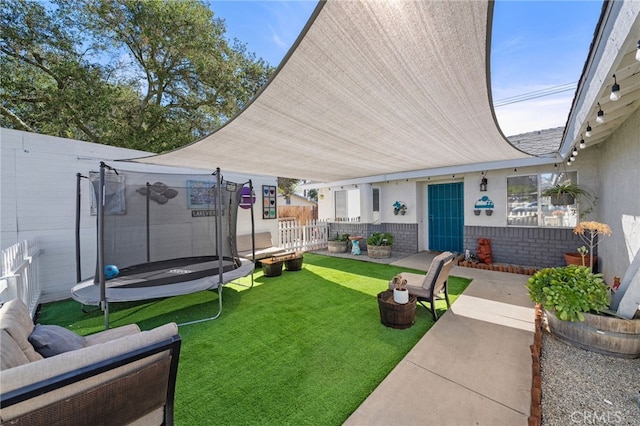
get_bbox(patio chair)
[388,252,455,321]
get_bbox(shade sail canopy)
[130,0,531,182]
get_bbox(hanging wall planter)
[393,201,407,215]
[473,196,494,216]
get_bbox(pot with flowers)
[564,221,612,270]
[366,232,394,259]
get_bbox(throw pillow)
[28,324,86,357]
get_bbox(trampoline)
[72,163,256,327]
[71,256,254,306]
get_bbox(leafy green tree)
[1,0,273,152]
[0,0,131,142]
[278,177,299,202]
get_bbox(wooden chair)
[389,252,455,321]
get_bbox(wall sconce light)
[480,176,488,192]
[610,74,621,101]
[595,103,604,124]
[579,135,586,149]
[636,40,640,62]
[585,122,592,137]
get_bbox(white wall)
[1,128,278,302]
[597,107,640,284]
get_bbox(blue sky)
[209,0,603,136]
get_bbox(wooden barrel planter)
[377,290,417,329]
[545,310,640,359]
[367,245,392,259]
[328,241,348,253]
[285,256,303,271]
[261,261,283,277]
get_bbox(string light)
[596,103,604,124]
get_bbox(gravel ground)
[541,331,640,425]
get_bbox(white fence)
[278,219,329,252]
[1,239,43,318]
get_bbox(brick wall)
[329,223,418,255]
[464,226,593,268]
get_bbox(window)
[507,172,578,227]
[373,188,380,212]
[335,190,347,220]
[334,188,361,221]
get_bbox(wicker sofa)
[237,231,288,261]
[0,299,181,425]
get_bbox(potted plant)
[564,221,612,271]
[541,182,591,206]
[327,233,350,253]
[527,265,640,358]
[527,265,610,322]
[366,232,393,259]
[391,274,409,304]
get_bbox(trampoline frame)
[75,163,256,329]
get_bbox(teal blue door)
[428,183,464,253]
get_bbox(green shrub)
[526,265,610,322]
[366,232,393,246]
[331,233,350,242]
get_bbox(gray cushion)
[28,324,87,357]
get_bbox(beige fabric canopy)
[131,0,531,183]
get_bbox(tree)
[1,0,273,152]
[0,0,133,142]
[278,177,299,202]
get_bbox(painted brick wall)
[464,226,593,268]
[329,223,418,255]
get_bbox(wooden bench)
[260,252,303,277]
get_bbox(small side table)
[377,290,417,329]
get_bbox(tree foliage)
[0,0,273,152]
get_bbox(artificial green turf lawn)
[38,253,471,425]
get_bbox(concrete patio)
[341,251,536,425]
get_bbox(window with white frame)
[507,172,578,227]
[334,188,361,222]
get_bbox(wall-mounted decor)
[89,171,126,215]
[263,185,277,219]
[136,182,178,205]
[393,201,407,215]
[187,180,221,209]
[473,196,494,216]
[239,186,256,210]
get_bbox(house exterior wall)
[597,107,640,284]
[318,144,603,268]
[1,128,278,302]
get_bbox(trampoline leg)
[102,300,109,330]
[178,284,223,326]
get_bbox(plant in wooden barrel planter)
[366,232,393,259]
[527,265,640,358]
[327,233,350,253]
